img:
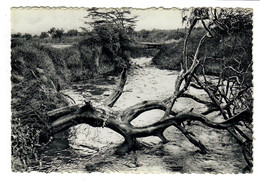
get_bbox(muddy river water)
[39,57,247,173]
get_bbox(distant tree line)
[11,26,186,44]
[11,28,86,40]
[11,32,32,40]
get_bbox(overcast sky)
[11,7,185,35]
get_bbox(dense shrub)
[66,29,79,37]
[22,33,32,40]
[39,32,49,39]
[11,38,23,48]
[11,43,70,171]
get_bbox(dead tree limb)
[164,34,208,117]
[45,92,251,154]
[172,123,207,154]
[181,93,213,106]
[183,18,198,71]
[104,67,127,107]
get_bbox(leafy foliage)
[48,27,64,40]
[66,29,79,37]
[22,33,32,40]
[86,8,137,31]
[11,32,22,38]
[39,32,49,39]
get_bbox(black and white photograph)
[9,5,255,174]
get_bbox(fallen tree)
[42,8,253,172]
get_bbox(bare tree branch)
[181,93,213,106]
[164,34,208,117]
[104,67,127,107]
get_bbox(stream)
[39,57,247,173]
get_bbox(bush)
[66,29,79,37]
[52,29,64,40]
[23,33,32,40]
[78,24,133,74]
[11,38,24,48]
[12,33,22,38]
[39,32,49,39]
[11,43,70,171]
[152,41,184,70]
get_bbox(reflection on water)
[39,57,248,173]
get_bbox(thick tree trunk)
[45,96,252,156]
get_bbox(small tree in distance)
[39,32,49,39]
[47,27,64,40]
[23,33,32,40]
[52,29,64,40]
[11,32,22,38]
[86,8,138,32]
[66,29,79,37]
[80,8,138,72]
